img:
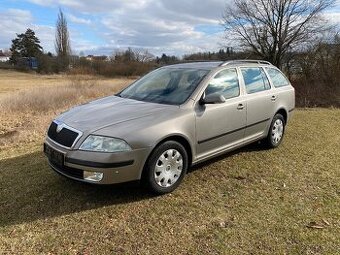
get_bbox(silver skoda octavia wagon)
[44,60,295,194]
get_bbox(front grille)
[47,122,79,147]
[50,161,84,179]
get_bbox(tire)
[143,141,188,194]
[265,113,286,148]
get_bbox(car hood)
[57,95,178,132]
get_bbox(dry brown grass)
[0,69,68,96]
[0,70,134,157]
[0,69,132,97]
[0,78,122,113]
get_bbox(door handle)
[271,95,277,102]
[237,103,244,110]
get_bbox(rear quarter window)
[266,68,290,88]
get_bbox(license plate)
[44,144,64,167]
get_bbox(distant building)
[0,56,10,62]
[0,50,10,62]
[86,55,94,61]
[86,55,108,61]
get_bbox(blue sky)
[0,0,339,57]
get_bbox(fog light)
[84,171,103,182]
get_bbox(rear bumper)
[44,137,152,185]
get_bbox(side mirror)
[200,93,226,105]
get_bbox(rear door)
[265,67,295,119]
[240,67,276,140]
[195,68,246,158]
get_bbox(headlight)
[79,135,131,152]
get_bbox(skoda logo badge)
[56,123,64,133]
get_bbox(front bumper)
[44,137,152,184]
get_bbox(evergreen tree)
[10,28,43,64]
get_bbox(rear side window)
[241,67,271,94]
[205,68,240,100]
[266,68,289,88]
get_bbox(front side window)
[266,68,289,88]
[205,68,240,100]
[241,67,271,94]
[119,68,209,105]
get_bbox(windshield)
[119,68,209,105]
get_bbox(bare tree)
[133,48,155,63]
[112,48,154,63]
[55,9,71,70]
[222,0,335,67]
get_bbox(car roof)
[166,61,223,70]
[166,60,274,70]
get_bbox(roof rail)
[219,60,272,66]
[177,60,223,64]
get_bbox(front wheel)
[264,113,285,148]
[143,141,188,194]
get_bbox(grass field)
[0,69,133,98]
[0,70,339,254]
[0,70,134,158]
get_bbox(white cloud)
[27,0,150,12]
[5,0,340,56]
[325,12,340,24]
[68,14,91,25]
[22,0,229,55]
[34,25,55,53]
[13,0,340,56]
[0,9,54,53]
[95,0,228,55]
[0,9,34,50]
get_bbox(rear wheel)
[265,113,285,148]
[143,141,188,194]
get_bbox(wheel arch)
[153,135,193,166]
[140,134,193,181]
[275,108,288,124]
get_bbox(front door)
[195,68,246,159]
